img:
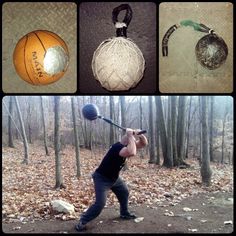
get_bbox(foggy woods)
[2,96,233,174]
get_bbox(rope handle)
[112,4,133,37]
[162,24,179,56]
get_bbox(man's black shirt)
[96,142,126,181]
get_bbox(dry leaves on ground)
[2,142,233,223]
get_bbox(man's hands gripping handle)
[126,128,147,136]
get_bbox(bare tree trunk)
[40,96,49,156]
[82,97,90,149]
[177,96,186,160]
[171,96,178,166]
[109,96,115,146]
[155,129,160,164]
[8,96,14,148]
[166,97,173,167]
[76,97,85,148]
[199,96,202,166]
[71,97,81,178]
[119,96,126,134]
[221,120,225,164]
[148,96,155,163]
[200,96,212,186]
[139,97,143,130]
[154,97,160,165]
[185,96,192,158]
[155,97,168,166]
[27,98,32,144]
[114,98,120,142]
[139,97,144,159]
[14,97,29,164]
[221,106,229,164]
[88,96,94,151]
[176,96,189,167]
[54,96,64,189]
[193,115,197,159]
[209,96,214,162]
[163,97,168,125]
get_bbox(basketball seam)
[34,32,46,54]
[33,32,48,84]
[24,35,35,85]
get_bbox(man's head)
[120,128,137,145]
[120,133,136,146]
[120,134,129,146]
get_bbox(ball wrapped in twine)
[92,37,145,91]
[91,4,145,91]
[195,34,228,70]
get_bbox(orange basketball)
[13,30,69,85]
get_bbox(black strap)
[112,4,133,37]
[162,25,178,56]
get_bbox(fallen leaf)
[19,217,26,222]
[134,217,144,223]
[8,214,16,218]
[164,212,174,216]
[183,207,192,212]
[164,192,173,198]
[200,220,207,223]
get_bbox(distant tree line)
[2,96,233,187]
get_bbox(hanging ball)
[82,104,99,121]
[92,37,145,91]
[195,34,228,70]
[13,30,69,85]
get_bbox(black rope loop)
[162,25,179,56]
[112,4,133,37]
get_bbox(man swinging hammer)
[75,128,148,232]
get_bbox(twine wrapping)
[92,37,145,91]
[92,4,145,91]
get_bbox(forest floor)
[2,191,233,233]
[2,142,234,233]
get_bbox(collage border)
[0,0,234,96]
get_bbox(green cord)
[180,20,202,31]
